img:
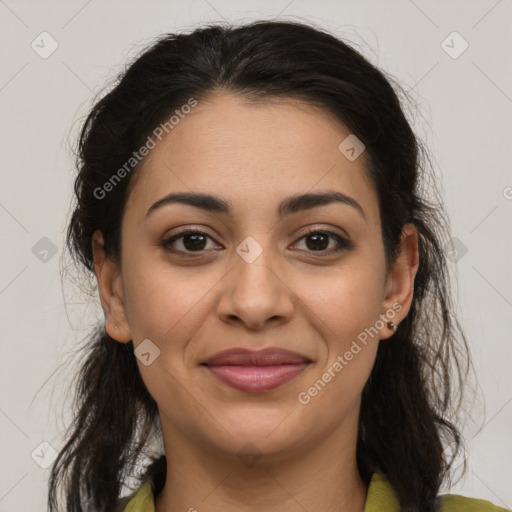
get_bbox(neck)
[154,419,368,512]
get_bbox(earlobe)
[380,223,419,340]
[92,230,132,343]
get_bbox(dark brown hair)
[48,20,470,512]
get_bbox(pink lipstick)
[202,348,310,393]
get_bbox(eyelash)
[161,227,352,258]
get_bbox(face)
[93,91,418,465]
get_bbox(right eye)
[161,229,223,257]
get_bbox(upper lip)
[202,348,311,366]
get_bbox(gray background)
[0,0,511,510]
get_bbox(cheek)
[295,271,382,420]
[296,261,385,340]
[121,262,219,412]
[292,260,384,396]
[121,253,223,344]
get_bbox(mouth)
[201,347,311,393]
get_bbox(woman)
[48,20,508,512]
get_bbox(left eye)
[293,230,350,253]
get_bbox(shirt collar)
[123,470,400,512]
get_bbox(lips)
[202,348,311,392]
[203,347,310,366]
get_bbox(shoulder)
[116,478,155,512]
[367,472,510,512]
[437,492,510,511]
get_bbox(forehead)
[124,91,378,222]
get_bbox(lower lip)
[205,363,309,392]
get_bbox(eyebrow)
[145,190,366,220]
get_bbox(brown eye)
[293,230,352,254]
[181,232,208,251]
[162,230,221,257]
[304,232,330,251]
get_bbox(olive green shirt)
[118,471,510,511]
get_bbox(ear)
[379,223,419,340]
[92,229,132,343]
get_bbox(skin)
[92,91,419,512]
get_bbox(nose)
[216,246,295,331]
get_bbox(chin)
[203,411,310,458]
